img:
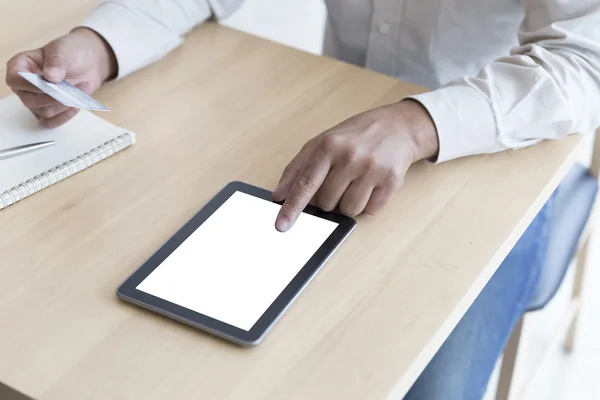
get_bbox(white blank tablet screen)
[136,191,339,331]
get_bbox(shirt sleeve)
[409,0,600,163]
[79,0,244,79]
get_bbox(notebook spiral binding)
[0,132,134,210]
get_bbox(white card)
[18,72,110,112]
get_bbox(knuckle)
[315,195,335,212]
[339,204,360,217]
[59,108,78,124]
[320,134,343,153]
[45,38,67,55]
[340,146,360,165]
[37,107,55,118]
[6,56,15,70]
[301,138,316,151]
[45,120,59,129]
[40,118,52,128]
[363,205,381,216]
[365,155,381,172]
[52,37,68,48]
[283,197,303,214]
[385,167,405,185]
[295,175,317,194]
[5,63,18,87]
[6,53,21,70]
[45,53,64,63]
[282,163,298,177]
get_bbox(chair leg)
[496,317,524,400]
[564,234,592,353]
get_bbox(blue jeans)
[404,196,554,400]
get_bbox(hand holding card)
[5,27,117,128]
[18,72,110,112]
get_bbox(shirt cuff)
[408,85,501,163]
[78,2,185,80]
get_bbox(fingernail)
[44,67,60,81]
[276,217,290,232]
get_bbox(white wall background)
[222,0,326,55]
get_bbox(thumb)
[42,39,74,83]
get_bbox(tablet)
[117,181,356,346]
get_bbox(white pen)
[0,141,55,161]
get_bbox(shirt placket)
[365,0,403,77]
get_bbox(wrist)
[71,27,117,83]
[392,99,440,162]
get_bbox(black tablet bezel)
[117,181,356,346]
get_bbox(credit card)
[18,72,110,111]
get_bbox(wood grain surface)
[0,1,583,399]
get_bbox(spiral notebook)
[0,94,135,210]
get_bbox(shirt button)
[377,21,391,34]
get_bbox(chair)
[495,128,600,400]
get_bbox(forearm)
[78,0,244,79]
[409,1,600,162]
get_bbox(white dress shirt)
[81,0,600,162]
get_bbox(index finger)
[275,151,331,232]
[5,53,44,93]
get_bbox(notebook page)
[0,95,132,192]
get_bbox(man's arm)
[80,0,244,79]
[5,0,243,127]
[272,1,600,231]
[410,0,600,162]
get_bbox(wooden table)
[0,2,584,399]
